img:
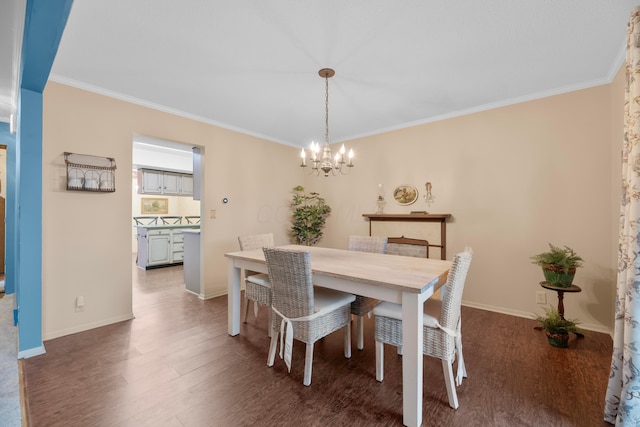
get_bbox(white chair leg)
[375,340,384,382]
[267,308,272,338]
[267,327,279,367]
[356,315,364,350]
[442,359,459,409]
[344,323,352,359]
[244,297,250,323]
[253,301,259,318]
[303,343,314,386]
[456,344,467,385]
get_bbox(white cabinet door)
[180,175,194,196]
[141,170,163,194]
[148,234,171,265]
[163,172,180,195]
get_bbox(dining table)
[225,244,452,427]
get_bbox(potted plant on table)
[290,185,331,246]
[530,243,583,287]
[536,306,579,348]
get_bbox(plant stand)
[539,281,584,338]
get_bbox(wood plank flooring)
[22,262,614,426]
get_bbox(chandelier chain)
[325,73,329,145]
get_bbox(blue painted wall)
[0,123,16,295]
[15,0,74,356]
[16,89,43,352]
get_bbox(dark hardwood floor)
[22,262,614,426]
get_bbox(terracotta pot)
[542,265,576,287]
[546,331,569,348]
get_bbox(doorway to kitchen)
[131,136,203,298]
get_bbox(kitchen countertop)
[135,224,200,230]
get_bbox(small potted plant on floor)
[536,306,579,348]
[530,243,583,287]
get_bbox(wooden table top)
[225,245,452,294]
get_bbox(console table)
[362,214,451,260]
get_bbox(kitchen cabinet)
[147,232,171,266]
[140,170,163,194]
[136,225,199,269]
[137,169,194,196]
[162,172,180,195]
[180,175,194,196]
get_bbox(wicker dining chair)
[238,233,274,324]
[386,236,430,258]
[373,247,473,409]
[348,235,388,350]
[263,247,355,386]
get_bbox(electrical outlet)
[536,291,546,305]
[76,296,85,312]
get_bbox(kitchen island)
[136,224,200,269]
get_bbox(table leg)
[227,259,241,336]
[402,292,424,427]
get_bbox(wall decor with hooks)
[64,152,117,192]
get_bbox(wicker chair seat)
[264,247,355,386]
[373,248,473,409]
[373,300,456,359]
[347,235,388,350]
[246,273,271,306]
[271,287,354,344]
[351,295,381,317]
[238,233,274,325]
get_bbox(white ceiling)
[0,0,25,124]
[2,1,640,147]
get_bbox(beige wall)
[43,71,623,339]
[308,82,619,334]
[43,82,296,340]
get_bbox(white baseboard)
[43,313,134,341]
[200,288,227,300]
[462,300,613,336]
[18,344,46,359]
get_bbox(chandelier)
[300,68,354,177]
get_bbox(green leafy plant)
[536,306,579,335]
[530,244,583,273]
[290,185,331,246]
[530,243,583,286]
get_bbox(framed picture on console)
[393,185,418,205]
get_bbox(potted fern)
[290,185,331,246]
[530,243,583,287]
[536,306,579,348]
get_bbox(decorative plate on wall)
[393,185,418,205]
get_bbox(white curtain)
[605,6,640,425]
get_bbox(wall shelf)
[362,213,451,259]
[65,152,116,192]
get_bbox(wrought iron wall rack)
[64,152,116,192]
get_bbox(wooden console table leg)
[557,290,565,319]
[554,289,584,339]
